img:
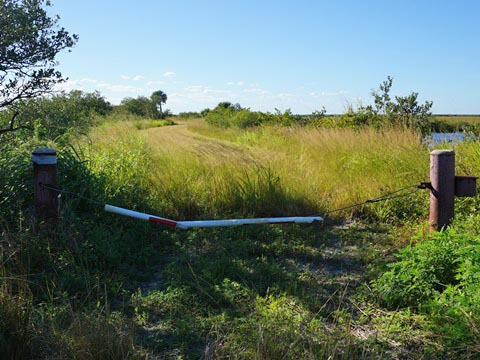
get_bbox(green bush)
[373,230,468,309]
[133,119,176,130]
[230,109,263,128]
[1,90,112,142]
[177,111,201,119]
[204,103,327,129]
[373,229,480,352]
[120,96,158,119]
[204,104,238,128]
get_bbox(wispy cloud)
[310,90,349,97]
[227,81,245,86]
[163,71,176,77]
[56,78,99,91]
[184,85,230,95]
[97,83,143,92]
[244,88,270,95]
[120,74,145,81]
[185,85,204,92]
[79,78,98,84]
[146,80,166,86]
[169,92,225,107]
[64,78,99,86]
[277,93,297,99]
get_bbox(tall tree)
[0,0,78,134]
[151,90,167,118]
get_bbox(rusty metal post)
[429,149,455,231]
[32,148,58,221]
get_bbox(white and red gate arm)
[104,204,323,230]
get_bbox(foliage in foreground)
[373,228,480,354]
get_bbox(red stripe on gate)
[149,217,177,227]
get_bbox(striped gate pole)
[104,204,323,229]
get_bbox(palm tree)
[151,90,167,118]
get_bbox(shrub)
[204,106,237,128]
[120,96,158,119]
[2,90,112,142]
[133,119,176,130]
[204,104,326,129]
[373,228,480,353]
[177,111,201,119]
[230,109,263,128]
[372,230,466,309]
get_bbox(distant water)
[426,132,467,148]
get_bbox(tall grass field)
[86,119,430,223]
[1,115,480,358]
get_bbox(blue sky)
[50,0,480,114]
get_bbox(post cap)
[32,148,57,165]
[32,148,57,156]
[430,149,454,156]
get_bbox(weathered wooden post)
[32,148,58,221]
[429,149,455,231]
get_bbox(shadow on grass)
[132,222,392,357]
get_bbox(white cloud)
[56,81,81,91]
[205,88,230,94]
[97,83,143,92]
[170,92,225,106]
[146,80,166,86]
[120,75,145,81]
[79,78,98,84]
[244,88,270,95]
[277,93,297,99]
[55,78,100,91]
[310,90,349,97]
[185,85,204,92]
[163,71,176,77]
[227,81,245,86]
[184,85,231,95]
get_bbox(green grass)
[432,115,480,132]
[132,119,176,130]
[86,119,430,225]
[434,115,480,126]
[2,116,480,358]
[84,118,480,358]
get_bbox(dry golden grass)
[187,120,429,214]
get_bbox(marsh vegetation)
[2,92,480,358]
